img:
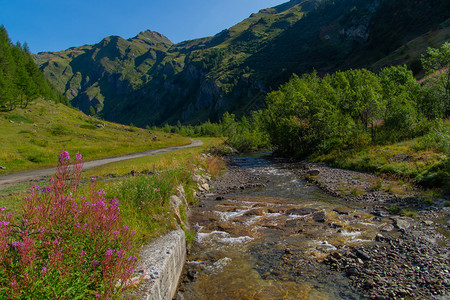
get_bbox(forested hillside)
[0,26,66,111]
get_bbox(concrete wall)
[133,230,186,300]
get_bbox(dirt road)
[0,139,203,190]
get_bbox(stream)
[177,154,438,299]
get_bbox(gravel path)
[0,139,203,189]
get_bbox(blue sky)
[0,0,287,53]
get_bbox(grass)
[0,137,224,246]
[313,123,449,193]
[0,99,191,175]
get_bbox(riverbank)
[287,159,450,299]
[182,154,449,299]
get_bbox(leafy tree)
[421,42,450,118]
[378,65,419,138]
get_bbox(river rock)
[192,174,205,184]
[423,220,434,226]
[394,218,411,230]
[373,210,390,218]
[244,208,266,216]
[285,208,317,216]
[355,249,371,261]
[312,211,327,223]
[170,195,182,208]
[333,207,352,215]
[200,183,210,191]
[307,169,320,176]
[379,224,394,232]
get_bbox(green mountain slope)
[36,0,450,126]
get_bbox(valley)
[0,0,448,298]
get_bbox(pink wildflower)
[75,153,82,161]
[0,221,10,227]
[117,249,126,258]
[58,151,70,164]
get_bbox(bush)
[0,151,136,299]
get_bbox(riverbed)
[177,154,449,299]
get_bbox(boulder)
[285,208,317,216]
[312,211,327,223]
[192,174,205,184]
[307,169,320,176]
[394,218,411,230]
[379,224,394,232]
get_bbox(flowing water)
[179,155,399,299]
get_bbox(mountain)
[35,0,450,126]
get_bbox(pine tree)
[0,25,66,111]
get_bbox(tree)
[378,65,419,137]
[421,42,450,118]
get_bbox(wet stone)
[394,218,411,230]
[307,169,320,176]
[285,208,317,216]
[312,211,327,223]
[355,250,371,261]
[243,208,266,216]
[373,210,390,218]
[333,207,352,215]
[379,224,394,232]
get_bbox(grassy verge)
[0,99,190,175]
[0,137,224,246]
[91,137,225,245]
[312,122,449,193]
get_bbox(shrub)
[49,124,69,136]
[0,151,136,299]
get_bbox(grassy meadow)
[0,98,190,175]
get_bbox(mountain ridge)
[35,0,450,126]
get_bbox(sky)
[0,0,287,53]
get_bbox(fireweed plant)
[0,151,137,299]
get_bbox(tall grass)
[106,167,195,244]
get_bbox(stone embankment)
[128,152,218,300]
[131,230,186,300]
